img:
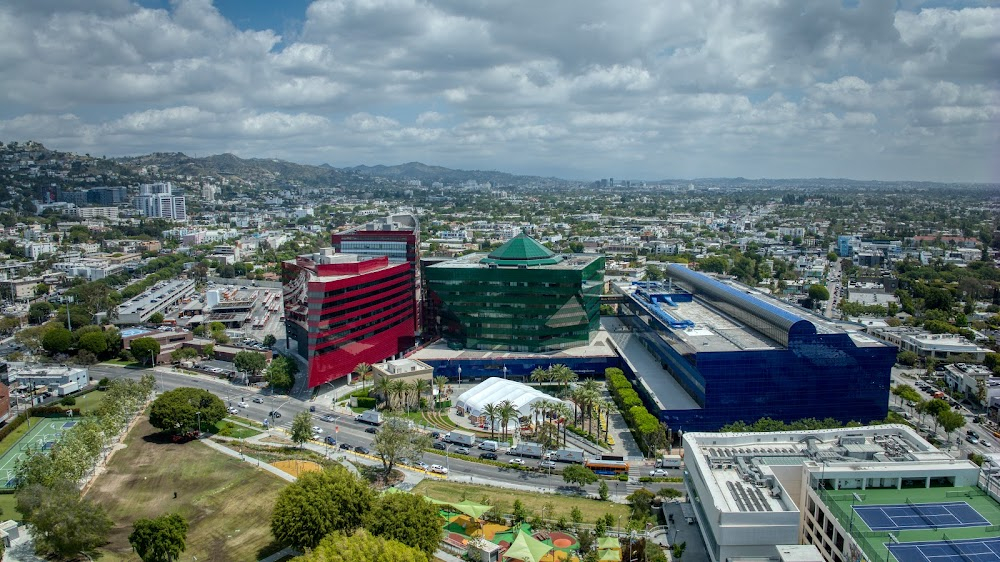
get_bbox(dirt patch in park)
[272,459,323,477]
[86,418,287,561]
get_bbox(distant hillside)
[346,161,565,186]
[114,152,355,187]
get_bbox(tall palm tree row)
[530,367,550,387]
[354,362,372,389]
[483,403,500,439]
[373,376,391,409]
[414,378,431,409]
[434,375,449,408]
[552,402,572,448]
[497,400,517,441]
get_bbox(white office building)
[136,182,186,221]
[684,426,983,562]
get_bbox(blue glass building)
[619,265,896,432]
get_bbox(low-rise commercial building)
[868,326,990,362]
[4,363,89,397]
[115,279,197,325]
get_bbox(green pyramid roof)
[481,233,563,267]
[502,529,553,562]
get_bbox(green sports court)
[0,417,78,488]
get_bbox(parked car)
[252,397,265,403]
[415,461,430,470]
[479,452,498,460]
[354,446,370,455]
[324,436,337,445]
[431,464,448,474]
[339,442,352,450]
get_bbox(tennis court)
[855,501,991,531]
[888,536,1000,562]
[0,417,77,488]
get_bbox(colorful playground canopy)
[597,536,621,551]
[502,530,553,562]
[424,496,494,520]
[598,548,622,561]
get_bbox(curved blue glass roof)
[664,264,816,340]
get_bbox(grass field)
[86,418,288,561]
[72,389,107,414]
[412,479,629,523]
[0,493,20,521]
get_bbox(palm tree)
[550,364,577,390]
[600,399,616,442]
[530,367,549,387]
[402,381,417,412]
[498,400,517,441]
[414,378,431,411]
[390,380,407,411]
[373,376,391,409]
[568,387,585,428]
[529,401,544,434]
[483,403,500,439]
[354,362,372,390]
[434,375,449,408]
[552,402,572,448]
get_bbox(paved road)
[90,364,678,500]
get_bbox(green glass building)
[425,234,605,352]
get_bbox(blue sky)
[1,0,997,182]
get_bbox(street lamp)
[457,366,462,386]
[502,365,507,380]
[445,443,451,478]
[196,411,202,435]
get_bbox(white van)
[478,440,499,452]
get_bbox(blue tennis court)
[889,537,1000,562]
[854,501,990,531]
[62,421,77,429]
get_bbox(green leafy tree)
[234,351,267,377]
[897,350,919,367]
[42,325,73,354]
[130,337,162,365]
[808,284,830,302]
[34,282,50,297]
[562,464,599,488]
[16,480,113,559]
[291,411,313,448]
[598,480,610,501]
[149,387,226,435]
[148,312,165,324]
[271,467,375,550]
[266,356,297,391]
[365,492,442,556]
[263,334,277,347]
[129,513,189,562]
[292,529,428,562]
[77,331,108,355]
[372,417,431,477]
[28,301,52,324]
[938,409,966,442]
[626,488,656,522]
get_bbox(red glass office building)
[282,249,416,388]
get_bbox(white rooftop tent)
[455,377,562,425]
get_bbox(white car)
[540,460,557,469]
[509,458,525,466]
[252,397,265,404]
[650,468,669,477]
[311,426,323,434]
[238,402,249,408]
[431,464,449,474]
[415,461,430,470]
[227,407,238,414]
